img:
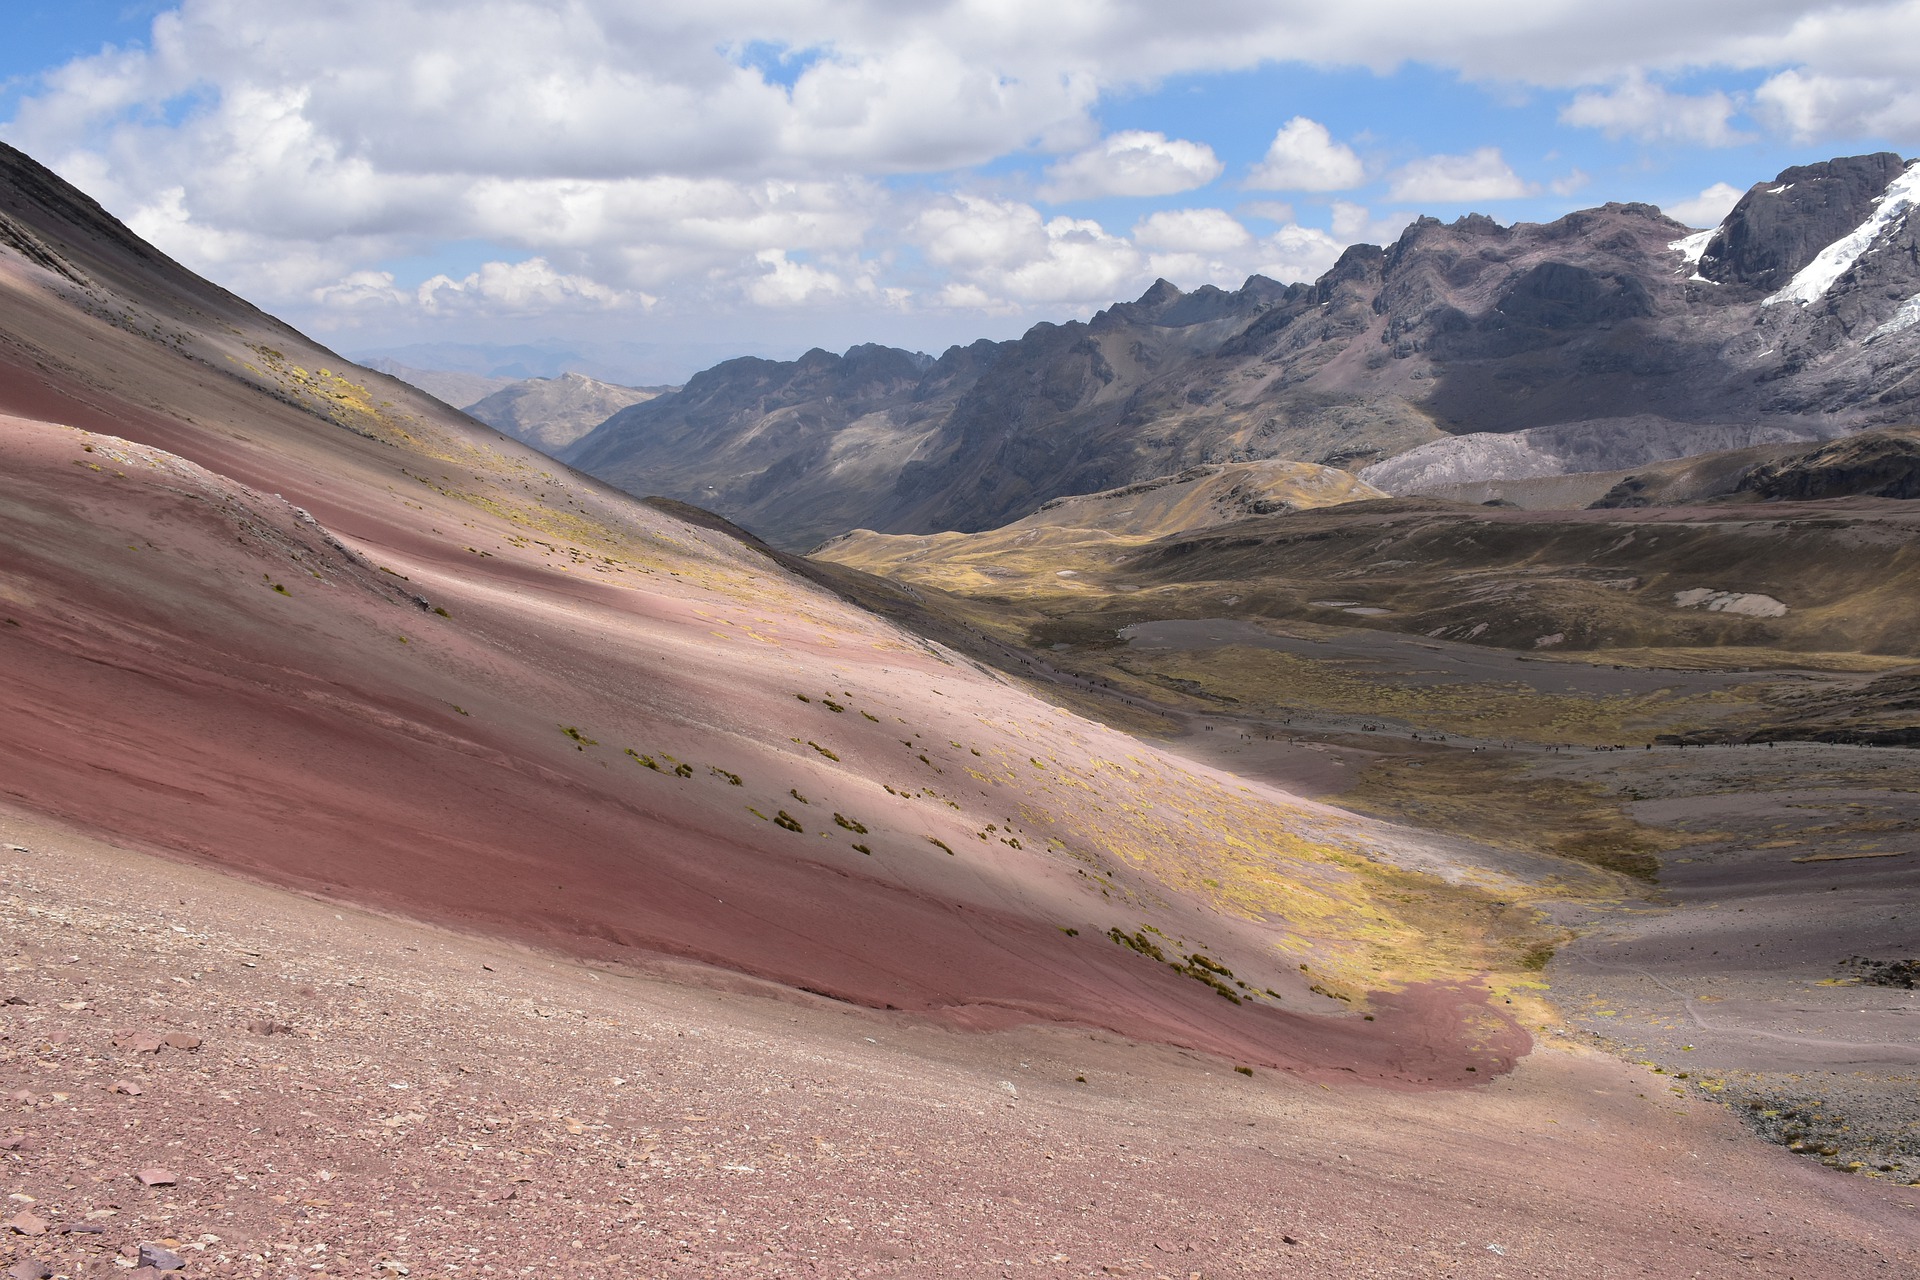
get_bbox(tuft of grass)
[852,843,872,855]
[626,749,661,771]
[927,837,955,856]
[833,813,869,834]
[1512,940,1559,971]
[561,726,597,745]
[1234,1066,1253,1077]
[808,741,840,761]
[774,810,804,833]
[710,766,743,786]
[673,762,693,778]
[433,606,451,618]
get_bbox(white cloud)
[1388,148,1536,203]
[915,197,1049,269]
[746,250,844,307]
[1252,225,1347,285]
[1549,168,1591,198]
[1330,201,1413,245]
[1245,117,1364,192]
[12,0,1920,348]
[1560,74,1753,146]
[1665,181,1746,228]
[1040,131,1223,201]
[1752,68,1920,142]
[311,270,408,312]
[1132,208,1251,253]
[417,258,642,316]
[918,198,1143,307]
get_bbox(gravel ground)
[4,808,1919,1279]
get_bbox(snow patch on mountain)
[1765,161,1920,307]
[1669,228,1715,265]
[1868,293,1920,343]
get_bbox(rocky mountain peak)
[1698,152,1909,291]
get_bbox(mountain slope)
[565,154,1920,549]
[358,357,517,408]
[0,140,1547,1079]
[464,369,667,450]
[819,459,1384,596]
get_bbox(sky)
[4,1,1920,384]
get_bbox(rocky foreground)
[4,810,1916,1279]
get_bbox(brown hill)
[464,370,668,451]
[0,139,1546,1078]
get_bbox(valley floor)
[1024,622,1920,1192]
[4,806,1917,1279]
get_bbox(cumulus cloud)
[1251,225,1346,285]
[1561,74,1753,146]
[916,197,1142,307]
[311,270,409,312]
[1388,148,1536,203]
[12,0,1920,344]
[1131,208,1252,253]
[417,258,641,316]
[1665,181,1746,227]
[1245,117,1364,192]
[1330,201,1413,245]
[1752,68,1920,141]
[746,250,845,307]
[1040,131,1223,201]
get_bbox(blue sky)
[3,1,1917,383]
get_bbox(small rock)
[8,1090,34,1104]
[63,1222,106,1235]
[137,1243,184,1271]
[161,1033,201,1052]
[5,1211,48,1235]
[42,1030,68,1045]
[116,1033,163,1054]
[135,1167,176,1188]
[245,1019,287,1036]
[8,1260,52,1280]
[0,1137,24,1151]
[113,1080,143,1095]
[0,996,28,1006]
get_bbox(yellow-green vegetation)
[944,734,1563,994]
[821,460,1382,595]
[1558,647,1918,674]
[1336,751,1682,883]
[1118,646,1742,746]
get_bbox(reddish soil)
[3,813,1916,1279]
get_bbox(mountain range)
[557,153,1920,549]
